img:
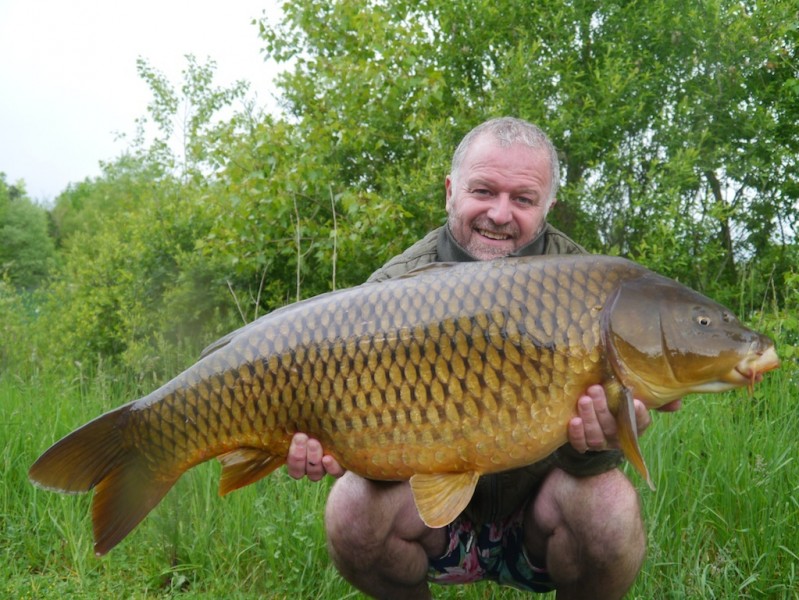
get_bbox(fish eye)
[696,315,712,327]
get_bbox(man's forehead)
[461,143,550,186]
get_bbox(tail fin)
[29,407,178,556]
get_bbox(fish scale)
[29,254,779,556]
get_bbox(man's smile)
[477,229,510,241]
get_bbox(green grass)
[2,363,797,599]
[631,369,798,598]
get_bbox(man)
[286,117,680,598]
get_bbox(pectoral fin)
[409,471,480,528]
[218,449,284,495]
[604,379,655,490]
[600,284,656,490]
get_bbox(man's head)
[446,117,560,260]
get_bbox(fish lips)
[729,344,780,387]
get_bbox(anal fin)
[409,471,480,528]
[218,448,284,495]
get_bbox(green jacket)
[368,222,586,283]
[368,223,623,523]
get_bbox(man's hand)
[286,433,346,481]
[568,384,682,453]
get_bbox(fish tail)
[28,406,178,556]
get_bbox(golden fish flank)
[28,255,779,556]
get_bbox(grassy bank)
[2,362,796,599]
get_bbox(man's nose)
[486,194,513,224]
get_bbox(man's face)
[445,135,554,261]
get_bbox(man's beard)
[447,213,520,259]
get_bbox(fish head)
[604,273,780,408]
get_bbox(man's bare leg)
[526,468,646,600]
[325,472,447,600]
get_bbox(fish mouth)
[732,345,780,390]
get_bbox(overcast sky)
[0,0,284,202]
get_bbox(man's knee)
[575,470,646,593]
[324,474,439,597]
[530,469,646,584]
[325,473,384,564]
[589,469,644,545]
[325,475,423,565]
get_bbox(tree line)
[1,0,797,376]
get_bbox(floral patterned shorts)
[427,506,554,593]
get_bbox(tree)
[134,54,250,184]
[252,0,798,308]
[37,57,252,371]
[0,174,56,289]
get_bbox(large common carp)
[29,255,779,556]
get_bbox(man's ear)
[445,175,454,212]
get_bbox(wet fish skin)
[28,255,779,556]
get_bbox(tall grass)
[3,358,796,598]
[630,369,798,598]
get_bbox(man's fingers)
[568,416,589,453]
[569,386,677,453]
[634,399,652,435]
[286,433,309,479]
[578,396,605,450]
[286,432,346,480]
[582,386,616,449]
[322,455,346,478]
[304,438,325,481]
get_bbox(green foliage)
[752,268,799,363]
[134,54,250,182]
[0,174,56,289]
[6,0,796,375]
[255,0,466,266]
[32,57,251,374]
[0,281,32,372]
[256,0,799,310]
[630,369,799,598]
[40,169,240,374]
